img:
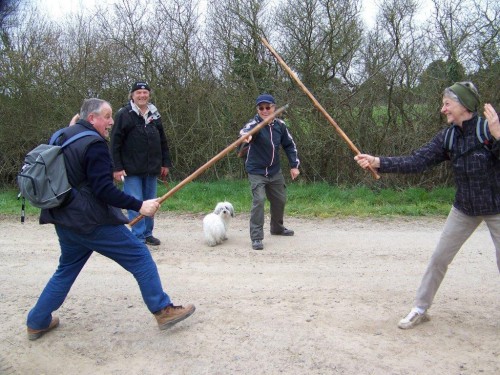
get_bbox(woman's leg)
[415,207,481,310]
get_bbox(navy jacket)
[379,115,500,216]
[40,120,143,233]
[239,115,300,177]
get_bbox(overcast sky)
[37,0,432,29]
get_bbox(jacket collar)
[129,100,161,121]
[75,119,100,133]
[452,113,477,132]
[255,114,275,125]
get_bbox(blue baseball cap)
[256,94,275,106]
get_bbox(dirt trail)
[1,213,498,374]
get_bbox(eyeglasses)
[257,105,273,111]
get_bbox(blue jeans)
[27,224,171,330]
[124,175,157,241]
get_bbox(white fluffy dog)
[203,201,235,247]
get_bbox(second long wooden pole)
[261,37,380,180]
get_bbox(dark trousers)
[248,172,287,241]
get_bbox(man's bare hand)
[139,199,160,217]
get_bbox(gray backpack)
[17,130,98,211]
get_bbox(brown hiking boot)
[27,317,60,341]
[154,304,195,330]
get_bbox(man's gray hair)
[80,98,110,119]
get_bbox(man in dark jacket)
[27,98,194,341]
[110,81,172,246]
[239,94,300,250]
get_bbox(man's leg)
[124,175,147,242]
[27,227,93,330]
[248,174,267,242]
[30,224,193,333]
[143,175,158,239]
[266,172,287,234]
[92,225,194,330]
[84,224,171,312]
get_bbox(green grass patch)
[0,181,454,218]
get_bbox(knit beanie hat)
[448,82,480,112]
[130,81,151,93]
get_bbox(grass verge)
[0,180,454,218]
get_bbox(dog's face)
[214,201,235,219]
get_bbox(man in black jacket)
[110,81,172,246]
[28,98,195,341]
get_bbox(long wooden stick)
[129,104,289,226]
[260,37,380,180]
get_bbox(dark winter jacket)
[239,115,300,177]
[379,115,500,216]
[111,102,172,176]
[40,120,143,233]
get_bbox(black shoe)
[145,236,161,246]
[271,228,294,236]
[252,240,264,250]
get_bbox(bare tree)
[205,0,272,91]
[467,0,499,104]
[267,0,366,181]
[0,0,498,186]
[0,0,20,48]
[95,0,161,82]
[274,0,363,92]
[426,0,477,82]
[0,6,65,184]
[155,0,204,81]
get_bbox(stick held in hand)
[260,37,380,180]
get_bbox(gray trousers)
[415,206,500,310]
[248,172,287,241]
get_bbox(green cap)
[449,82,480,112]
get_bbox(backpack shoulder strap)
[475,116,491,146]
[443,126,456,152]
[61,131,100,148]
[443,118,491,153]
[48,128,67,145]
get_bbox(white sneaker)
[398,308,430,329]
